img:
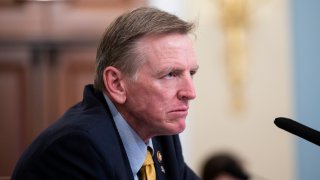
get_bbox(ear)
[103,67,126,104]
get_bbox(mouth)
[170,105,189,112]
[168,107,189,116]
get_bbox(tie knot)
[143,149,154,166]
[139,148,156,180]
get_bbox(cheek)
[138,94,171,119]
[127,80,174,112]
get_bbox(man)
[12,7,200,180]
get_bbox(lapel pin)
[160,165,166,173]
[156,151,162,163]
[157,151,165,173]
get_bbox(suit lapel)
[152,136,179,180]
[85,86,134,180]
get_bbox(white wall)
[149,0,294,179]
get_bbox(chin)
[171,122,186,134]
[161,118,186,135]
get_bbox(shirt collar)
[103,93,154,179]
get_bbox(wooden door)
[0,43,97,178]
[0,45,31,179]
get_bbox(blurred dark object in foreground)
[201,152,250,180]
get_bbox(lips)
[169,105,188,112]
[168,107,189,117]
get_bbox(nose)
[177,75,196,101]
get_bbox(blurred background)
[0,0,320,179]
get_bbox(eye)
[164,71,177,79]
[190,70,197,77]
[190,65,199,78]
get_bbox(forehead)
[139,33,193,50]
[136,33,197,68]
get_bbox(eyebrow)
[156,64,199,76]
[156,66,178,76]
[192,65,199,72]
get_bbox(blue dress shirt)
[103,94,153,180]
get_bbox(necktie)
[139,149,156,180]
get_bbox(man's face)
[122,33,198,140]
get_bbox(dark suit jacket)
[12,85,200,180]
